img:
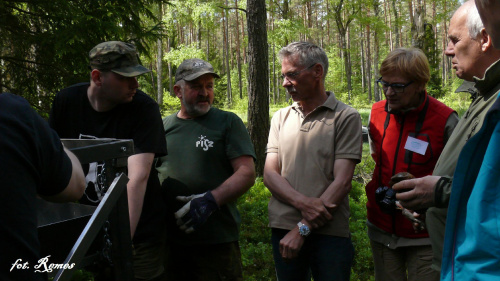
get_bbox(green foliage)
[0,0,160,115]
[357,108,372,126]
[163,43,206,66]
[350,143,376,280]
[228,66,249,108]
[325,46,347,94]
[213,75,228,109]
[422,24,447,99]
[161,89,181,116]
[349,182,375,281]
[162,0,220,34]
[437,77,471,117]
[238,178,276,280]
[229,95,250,115]
[268,19,306,46]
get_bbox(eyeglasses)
[376,77,413,93]
[281,63,317,81]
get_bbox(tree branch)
[218,5,247,14]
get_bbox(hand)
[175,191,218,234]
[409,211,426,233]
[279,228,305,262]
[396,202,425,232]
[298,197,335,229]
[393,176,440,210]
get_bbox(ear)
[313,63,324,80]
[173,84,182,98]
[480,28,493,52]
[417,83,427,94]
[91,69,103,86]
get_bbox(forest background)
[2,0,472,280]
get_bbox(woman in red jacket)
[366,48,458,281]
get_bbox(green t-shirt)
[157,108,256,245]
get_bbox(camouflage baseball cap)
[175,58,220,83]
[89,41,151,77]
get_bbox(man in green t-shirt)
[157,58,256,281]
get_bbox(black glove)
[174,191,218,234]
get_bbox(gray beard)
[182,95,210,117]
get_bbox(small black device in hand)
[375,186,397,214]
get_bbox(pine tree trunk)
[167,38,173,97]
[346,27,352,102]
[327,0,331,44]
[283,0,289,46]
[273,44,277,104]
[247,0,269,176]
[409,0,414,27]
[235,0,243,99]
[333,0,352,102]
[223,1,232,106]
[411,6,425,49]
[157,38,163,105]
[373,0,381,102]
[366,23,372,102]
[385,0,393,50]
[155,2,163,105]
[0,58,3,93]
[361,38,366,93]
[306,1,312,42]
[392,0,400,48]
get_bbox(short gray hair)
[278,42,329,79]
[466,1,484,38]
[175,79,185,88]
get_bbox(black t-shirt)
[49,83,167,242]
[0,93,73,281]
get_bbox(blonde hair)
[380,48,430,85]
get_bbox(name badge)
[404,136,428,155]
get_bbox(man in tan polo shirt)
[263,41,363,281]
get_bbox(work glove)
[174,191,218,234]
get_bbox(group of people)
[263,0,500,279]
[366,0,500,281]
[1,0,500,280]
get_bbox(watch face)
[299,224,310,236]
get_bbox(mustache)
[285,86,297,93]
[196,97,210,102]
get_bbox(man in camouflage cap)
[156,58,256,280]
[174,58,220,83]
[89,41,151,77]
[49,41,167,280]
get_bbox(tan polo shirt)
[266,92,363,237]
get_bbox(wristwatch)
[297,222,311,237]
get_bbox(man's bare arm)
[41,147,85,203]
[127,153,154,238]
[277,158,356,261]
[319,158,357,212]
[211,155,256,206]
[263,152,333,228]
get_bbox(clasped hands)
[299,197,336,228]
[279,198,336,261]
[174,191,219,234]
